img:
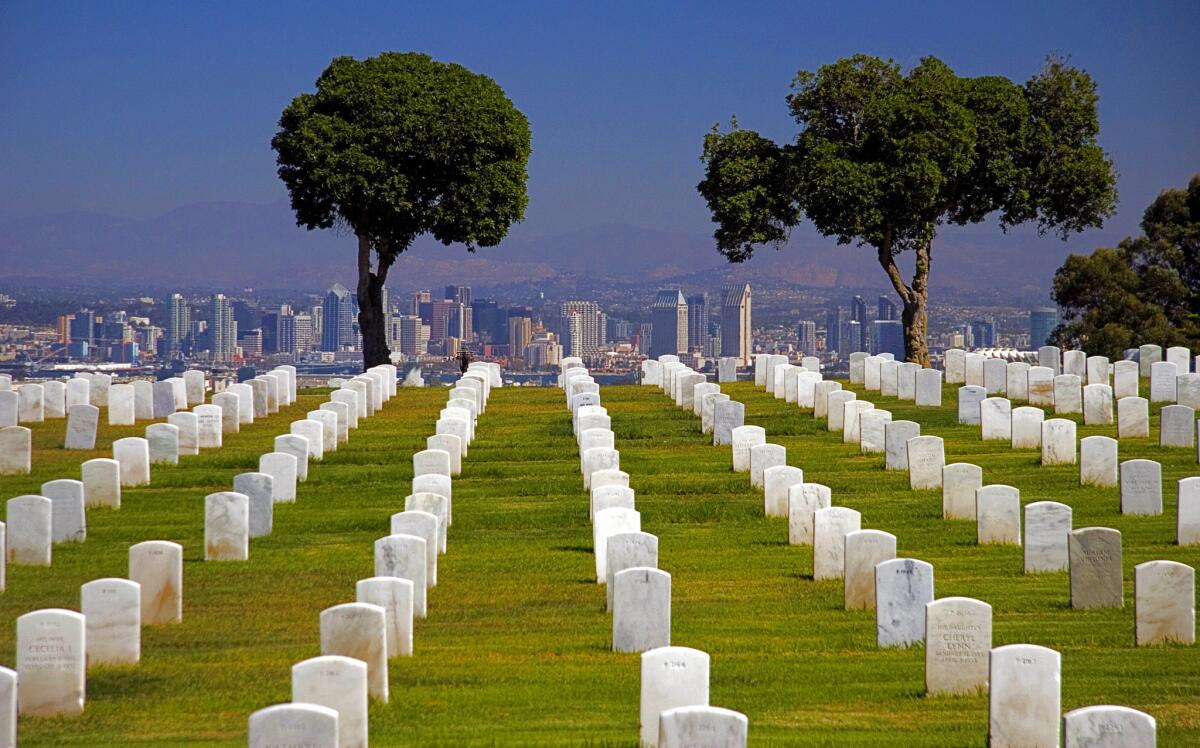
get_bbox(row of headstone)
[250,362,482,748]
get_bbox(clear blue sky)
[2,0,1198,246]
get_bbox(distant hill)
[0,199,1099,295]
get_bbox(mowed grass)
[0,379,1195,745]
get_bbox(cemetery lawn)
[0,381,1197,745]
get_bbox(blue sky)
[2,0,1198,248]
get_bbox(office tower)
[447,303,473,342]
[851,295,868,324]
[706,320,722,357]
[720,283,752,364]
[635,322,653,354]
[525,333,561,368]
[970,319,995,348]
[825,308,844,354]
[877,295,898,321]
[380,286,392,347]
[396,315,430,356]
[471,299,505,344]
[165,293,190,358]
[875,320,905,359]
[293,313,315,352]
[411,290,432,316]
[650,289,688,358]
[321,283,354,352]
[1029,308,1058,348]
[68,310,96,346]
[445,285,472,306]
[260,312,279,353]
[312,305,323,341]
[507,315,532,358]
[210,293,237,361]
[559,301,605,358]
[686,293,709,351]
[238,329,263,358]
[847,320,863,353]
[232,300,257,332]
[796,320,817,357]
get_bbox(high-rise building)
[720,283,752,365]
[970,319,995,348]
[232,300,258,332]
[68,310,96,346]
[825,308,844,354]
[559,301,605,358]
[878,295,898,321]
[875,320,905,359]
[445,285,472,306]
[686,293,709,352]
[1029,308,1058,348]
[395,315,430,356]
[447,304,473,342]
[525,333,561,368]
[164,293,190,358]
[321,283,354,352]
[381,286,392,348]
[410,290,431,316]
[507,315,532,358]
[471,299,505,344]
[851,295,868,324]
[846,320,863,354]
[238,328,263,358]
[293,313,315,353]
[210,293,237,361]
[650,289,688,358]
[796,320,817,357]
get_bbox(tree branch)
[876,241,915,305]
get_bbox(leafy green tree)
[1053,174,1200,357]
[272,52,532,368]
[698,54,1117,364]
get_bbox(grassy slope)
[0,380,1195,745]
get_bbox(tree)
[1052,174,1200,358]
[697,54,1117,364]
[272,52,532,368]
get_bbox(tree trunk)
[356,234,393,371]
[876,240,932,366]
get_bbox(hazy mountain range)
[0,199,1091,297]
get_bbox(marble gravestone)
[194,404,223,449]
[983,357,1007,395]
[884,420,920,471]
[183,370,205,406]
[924,597,991,696]
[1133,560,1195,646]
[957,386,985,425]
[976,485,1021,545]
[1006,361,1030,401]
[291,419,325,461]
[942,463,983,520]
[356,576,415,661]
[129,540,183,624]
[1063,349,1086,378]
[1113,359,1139,399]
[1024,501,1072,573]
[205,492,249,561]
[1053,374,1082,414]
[826,391,857,432]
[907,436,946,490]
[1038,345,1062,375]
[712,400,744,446]
[859,409,892,454]
[964,353,985,388]
[879,360,900,397]
[701,393,728,435]
[747,443,783,488]
[944,349,966,384]
[613,567,671,653]
[1069,527,1123,609]
[1062,706,1156,748]
[7,495,52,566]
[167,412,199,456]
[1041,419,1076,466]
[0,392,17,429]
[875,558,934,648]
[639,646,710,748]
[152,380,177,418]
[812,381,842,419]
[0,666,12,747]
[717,357,737,383]
[841,400,874,444]
[606,531,659,611]
[980,397,1011,441]
[0,427,31,476]
[228,382,256,425]
[989,644,1061,748]
[16,609,86,716]
[234,472,274,538]
[64,404,99,450]
[132,380,154,420]
[1010,406,1044,450]
[320,603,389,702]
[1026,366,1055,407]
[1082,384,1113,426]
[291,655,368,748]
[812,507,861,580]
[1138,344,1163,378]
[405,493,449,553]
[107,383,135,426]
[81,458,121,508]
[66,377,90,410]
[763,465,803,518]
[81,577,141,665]
[17,383,43,423]
[374,535,428,617]
[1159,404,1195,448]
[247,703,338,748]
[1149,360,1178,402]
[1120,459,1162,515]
[113,436,150,486]
[1180,477,1200,546]
[914,368,943,407]
[787,483,830,546]
[275,434,310,482]
[896,363,920,401]
[213,392,240,434]
[41,479,86,544]
[41,381,65,419]
[843,529,896,610]
[657,706,747,748]
[1079,436,1118,487]
[1117,396,1150,438]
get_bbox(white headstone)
[988,644,1060,748]
[234,472,274,538]
[248,703,338,748]
[292,655,368,748]
[606,531,659,611]
[1027,366,1055,407]
[965,353,985,387]
[763,465,803,518]
[1040,419,1076,465]
[17,383,44,423]
[1180,477,1200,546]
[841,400,875,444]
[640,646,709,748]
[613,567,671,653]
[389,511,439,587]
[983,357,1007,394]
[826,391,857,432]
[658,706,747,748]
[7,495,51,565]
[205,491,248,561]
[1038,345,1062,375]
[1133,560,1194,646]
[1113,359,1139,399]
[1120,459,1162,515]
[1006,361,1030,401]
[320,602,388,701]
[976,485,1021,545]
[980,397,1012,441]
[843,529,896,610]
[907,436,945,490]
[129,540,182,624]
[1053,374,1083,414]
[16,609,85,716]
[957,385,985,425]
[41,479,85,544]
[81,577,140,665]
[356,576,415,658]
[1159,404,1196,448]
[64,403,99,450]
[274,434,310,482]
[813,507,861,580]
[374,534,428,618]
[259,452,297,502]
[167,411,199,456]
[1062,705,1156,748]
[0,427,30,476]
[875,557,934,648]
[787,483,830,545]
[1086,355,1110,386]
[1024,501,1072,573]
[1082,383,1113,425]
[925,597,992,696]
[942,463,983,520]
[1069,527,1123,609]
[1079,435,1118,487]
[884,420,920,470]
[594,507,641,582]
[1149,360,1178,402]
[1117,396,1150,438]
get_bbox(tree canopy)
[698,54,1117,364]
[1052,174,1200,358]
[272,52,532,366]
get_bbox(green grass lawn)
[0,379,1196,745]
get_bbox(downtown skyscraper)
[321,283,355,352]
[210,293,237,361]
[720,283,752,365]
